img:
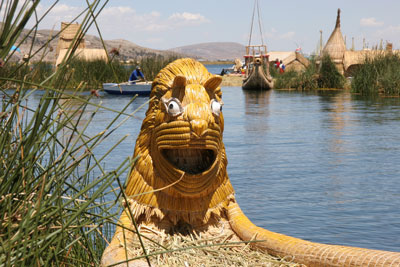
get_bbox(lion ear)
[204,76,222,93]
[172,75,187,89]
[171,75,187,98]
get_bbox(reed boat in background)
[242,45,274,90]
[242,0,274,91]
[102,81,151,96]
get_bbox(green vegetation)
[351,53,400,96]
[317,54,345,89]
[139,54,180,81]
[273,55,345,90]
[0,55,178,90]
[0,1,131,265]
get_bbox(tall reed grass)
[273,55,345,90]
[0,1,134,265]
[351,53,400,96]
[318,54,345,89]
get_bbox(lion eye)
[162,97,183,117]
[211,99,223,116]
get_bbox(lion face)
[152,75,224,177]
[125,59,234,223]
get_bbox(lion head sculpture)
[124,58,234,229]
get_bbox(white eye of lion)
[162,97,183,117]
[211,99,223,116]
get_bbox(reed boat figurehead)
[102,58,400,267]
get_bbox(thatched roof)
[56,48,107,66]
[268,51,309,67]
[322,9,346,62]
[268,51,293,63]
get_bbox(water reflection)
[242,90,271,134]
[319,91,354,155]
[243,90,271,116]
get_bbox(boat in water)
[242,45,274,90]
[242,0,274,91]
[103,82,152,96]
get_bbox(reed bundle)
[112,222,299,267]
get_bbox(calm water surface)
[29,87,400,252]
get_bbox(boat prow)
[242,59,274,90]
[242,50,274,91]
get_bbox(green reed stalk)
[351,53,400,96]
[0,1,141,266]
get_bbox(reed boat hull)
[242,64,273,91]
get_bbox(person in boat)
[129,66,145,84]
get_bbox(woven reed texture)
[124,58,234,226]
[322,9,346,62]
[56,22,85,56]
[228,201,400,267]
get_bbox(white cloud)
[23,3,212,49]
[360,17,384,27]
[168,12,209,24]
[97,6,168,33]
[101,6,135,16]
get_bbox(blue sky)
[35,0,400,54]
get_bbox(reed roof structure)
[56,22,85,57]
[323,9,346,63]
[268,51,310,72]
[55,48,107,66]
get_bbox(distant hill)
[11,28,181,63]
[168,42,246,61]
[8,25,244,62]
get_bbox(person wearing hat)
[129,66,145,84]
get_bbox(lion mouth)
[162,149,216,175]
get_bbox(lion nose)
[190,120,208,137]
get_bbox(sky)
[33,0,400,55]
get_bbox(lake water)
[204,64,232,75]
[18,86,400,253]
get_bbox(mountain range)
[11,27,245,62]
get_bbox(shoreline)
[221,75,244,87]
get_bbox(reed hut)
[268,51,309,72]
[321,9,346,74]
[56,22,85,58]
[55,48,108,66]
[55,22,108,66]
